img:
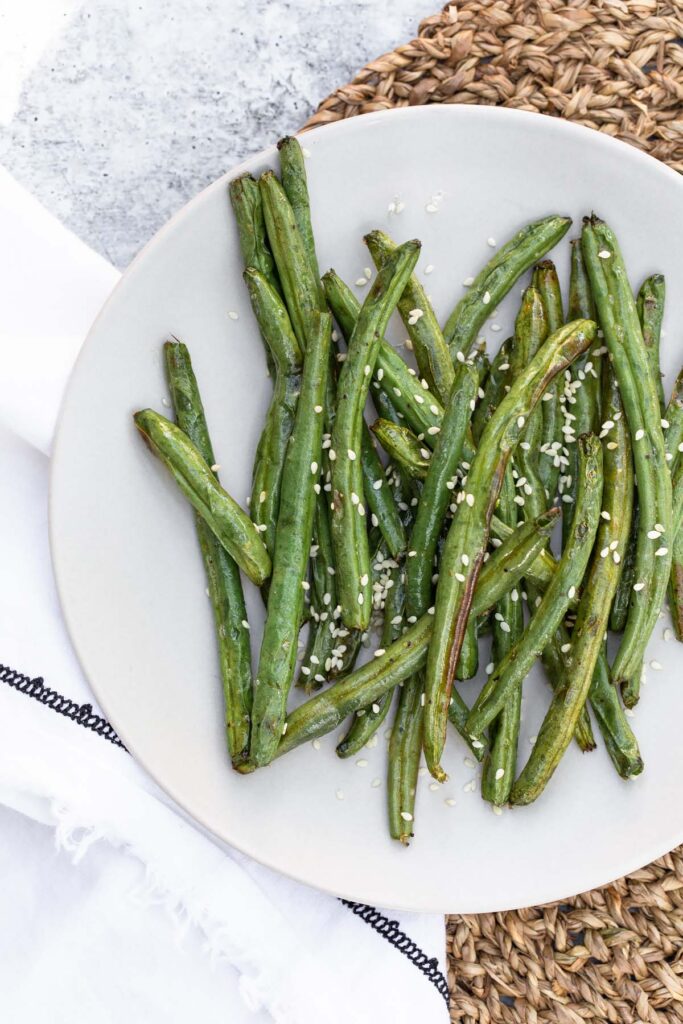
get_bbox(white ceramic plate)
[50,106,683,913]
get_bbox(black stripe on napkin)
[1,660,448,1003]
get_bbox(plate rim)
[49,103,683,912]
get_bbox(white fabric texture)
[0,166,448,1023]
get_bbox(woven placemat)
[304,2,683,1020]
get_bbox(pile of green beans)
[133,137,681,844]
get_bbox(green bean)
[609,502,638,634]
[533,261,565,503]
[365,229,454,403]
[360,428,407,558]
[134,409,271,586]
[668,460,683,641]
[563,242,601,545]
[567,238,600,413]
[588,653,643,779]
[387,669,423,843]
[228,173,280,296]
[371,419,430,478]
[443,215,571,359]
[582,216,672,687]
[163,341,252,767]
[423,319,595,780]
[330,241,421,629]
[467,434,603,742]
[249,312,331,767]
[259,171,323,352]
[277,136,324,303]
[481,469,524,806]
[274,507,559,761]
[665,371,683,640]
[405,364,479,620]
[511,430,636,804]
[336,560,404,758]
[637,274,666,414]
[297,497,342,691]
[664,367,683,468]
[389,362,478,836]
[509,285,548,519]
[322,270,444,438]
[471,338,512,445]
[447,694,485,762]
[243,269,303,556]
[456,622,479,681]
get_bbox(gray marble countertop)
[0,0,436,268]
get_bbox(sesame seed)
[600,547,609,558]
[610,539,619,550]
[568,586,576,599]
[358,593,364,604]
[355,277,367,287]
[241,620,250,630]
[364,364,371,376]
[634,429,645,441]
[282,722,288,735]
[466,493,475,507]
[655,547,668,557]
[487,237,497,247]
[463,276,475,286]
[227,310,239,320]
[424,264,434,275]
[482,291,491,305]
[400,811,414,822]
[336,789,344,800]
[661,418,670,428]
[500,621,511,633]
[360,573,369,586]
[495,767,505,780]
[445,798,457,806]
[329,449,337,461]
[598,249,611,259]
[258,523,267,532]
[408,308,424,325]
[312,738,321,750]
[347,449,356,461]
[561,642,571,653]
[455,572,465,583]
[491,324,501,332]
[664,626,674,642]
[301,580,310,591]
[650,659,663,671]
[311,461,318,474]
[377,368,384,381]
[601,511,611,520]
[371,514,379,527]
[314,404,323,414]
[633,582,645,592]
[613,552,621,563]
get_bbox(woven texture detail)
[304,0,683,172]
[307,3,683,1018]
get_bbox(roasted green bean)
[163,341,253,767]
[365,229,454,403]
[134,409,271,586]
[443,215,571,359]
[249,312,331,766]
[243,269,303,556]
[582,216,672,688]
[424,319,595,780]
[330,240,420,629]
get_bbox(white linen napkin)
[0,165,449,1024]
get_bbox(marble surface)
[0,0,436,268]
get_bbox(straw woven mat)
[303,3,683,1020]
